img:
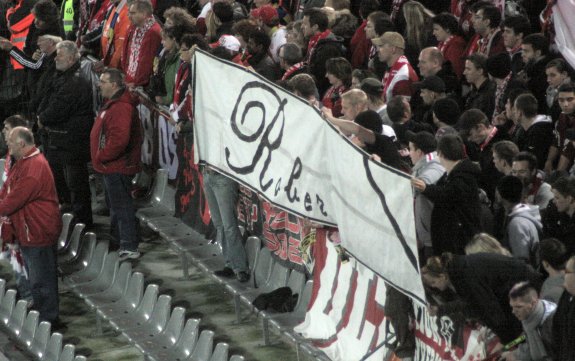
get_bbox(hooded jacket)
[90,88,142,175]
[422,158,482,255]
[506,203,543,267]
[522,114,554,170]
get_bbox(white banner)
[192,50,425,304]
[158,115,179,180]
[553,1,575,70]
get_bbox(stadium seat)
[209,342,229,361]
[96,272,144,322]
[0,278,5,302]
[17,310,39,349]
[238,261,290,312]
[58,344,75,361]
[189,329,214,361]
[84,261,132,308]
[59,232,97,275]
[28,320,51,358]
[135,169,168,209]
[0,289,17,326]
[124,293,171,342]
[73,356,87,361]
[57,213,75,253]
[151,318,200,361]
[135,306,186,356]
[58,223,86,262]
[4,300,28,338]
[205,235,261,285]
[73,251,119,297]
[136,176,174,225]
[229,355,245,361]
[42,332,63,361]
[64,239,109,286]
[108,284,158,331]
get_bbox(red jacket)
[350,21,370,69]
[120,19,162,86]
[0,148,61,247]
[91,88,143,175]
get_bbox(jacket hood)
[532,114,552,125]
[509,204,543,230]
[103,88,134,109]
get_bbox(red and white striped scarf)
[126,16,156,79]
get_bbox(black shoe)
[214,267,234,278]
[236,271,250,283]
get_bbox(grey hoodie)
[514,299,556,361]
[507,204,543,266]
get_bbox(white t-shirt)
[269,27,287,63]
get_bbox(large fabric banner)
[192,50,425,304]
[553,1,575,70]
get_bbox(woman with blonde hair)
[401,1,436,68]
[465,233,512,256]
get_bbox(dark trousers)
[20,245,59,323]
[46,153,93,225]
[103,173,139,251]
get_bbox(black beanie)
[355,110,383,134]
[486,53,512,79]
[432,98,461,126]
[497,175,523,204]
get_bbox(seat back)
[245,236,261,272]
[66,223,86,258]
[286,270,306,297]
[135,284,159,323]
[174,318,200,358]
[0,289,17,325]
[190,329,214,361]
[59,344,76,361]
[147,294,171,335]
[253,248,273,288]
[162,306,185,346]
[229,356,245,361]
[294,280,314,315]
[0,278,6,302]
[161,185,176,212]
[97,251,120,289]
[79,240,108,277]
[110,261,132,296]
[74,356,87,361]
[124,272,145,310]
[209,342,229,361]
[7,300,29,337]
[262,261,290,292]
[42,332,63,361]
[19,310,40,348]
[29,320,51,357]
[72,232,97,271]
[57,213,75,251]
[150,169,169,206]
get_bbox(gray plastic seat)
[42,332,63,361]
[271,280,313,332]
[74,356,87,361]
[59,232,97,275]
[85,261,132,308]
[29,320,51,357]
[209,236,260,285]
[58,344,75,361]
[58,223,86,263]
[152,318,200,361]
[135,169,168,209]
[0,289,17,326]
[136,175,174,224]
[229,356,245,361]
[64,239,109,286]
[124,293,171,342]
[188,243,222,263]
[97,272,144,321]
[239,260,290,311]
[108,283,158,331]
[73,251,119,297]
[226,248,273,322]
[18,310,39,349]
[189,329,214,361]
[0,278,5,301]
[57,213,75,253]
[5,300,28,338]
[209,342,229,361]
[136,306,185,356]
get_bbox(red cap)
[250,5,278,26]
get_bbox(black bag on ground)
[252,287,299,313]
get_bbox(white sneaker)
[119,250,141,260]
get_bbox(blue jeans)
[104,173,139,252]
[202,171,248,273]
[20,245,59,323]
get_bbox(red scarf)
[480,127,499,151]
[478,28,501,56]
[281,62,305,81]
[438,36,454,53]
[382,55,410,101]
[465,34,480,56]
[306,29,331,62]
[173,62,189,106]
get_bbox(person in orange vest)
[5,0,35,70]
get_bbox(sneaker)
[214,267,235,278]
[118,250,141,260]
[236,271,250,283]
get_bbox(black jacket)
[478,126,510,202]
[523,56,552,115]
[542,202,575,255]
[308,33,346,97]
[552,290,575,361]
[37,61,94,161]
[464,78,496,119]
[445,253,542,344]
[521,117,554,170]
[422,159,482,255]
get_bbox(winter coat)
[422,159,482,255]
[308,33,346,96]
[90,88,142,175]
[446,253,542,344]
[521,115,554,170]
[552,290,575,361]
[0,148,61,247]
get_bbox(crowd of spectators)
[0,0,575,359]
